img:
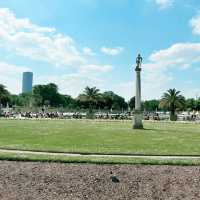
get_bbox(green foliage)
[8,83,128,111]
[142,99,160,111]
[78,87,100,117]
[33,83,61,107]
[62,95,77,109]
[160,88,186,121]
[186,98,200,111]
[77,88,127,112]
[0,84,10,106]
[128,97,135,110]
[101,91,127,110]
[78,87,100,107]
[2,82,200,112]
[196,99,200,110]
[10,93,33,107]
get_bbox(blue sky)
[0,0,200,100]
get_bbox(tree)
[10,93,34,108]
[159,88,185,121]
[128,97,135,110]
[59,95,77,109]
[9,95,21,106]
[101,92,114,110]
[0,84,10,106]
[196,98,200,111]
[33,83,62,107]
[102,91,127,111]
[186,98,196,111]
[78,87,100,114]
[142,99,160,112]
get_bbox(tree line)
[1,83,200,114]
[0,83,127,111]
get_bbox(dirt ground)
[0,161,200,200]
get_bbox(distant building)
[22,72,33,93]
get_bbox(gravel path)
[1,161,200,200]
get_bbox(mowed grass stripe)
[0,120,200,155]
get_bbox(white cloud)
[142,43,200,99]
[0,8,55,34]
[79,64,113,74]
[0,62,29,75]
[0,8,114,76]
[116,42,200,100]
[152,0,174,9]
[82,47,95,56]
[0,61,112,96]
[190,14,200,35]
[0,7,115,96]
[36,42,200,100]
[37,73,105,97]
[2,8,200,100]
[0,62,30,94]
[0,8,85,68]
[3,42,200,100]
[101,46,123,56]
[149,43,200,68]
[112,81,134,101]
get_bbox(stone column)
[135,70,141,111]
[133,55,143,129]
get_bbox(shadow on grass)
[135,128,175,133]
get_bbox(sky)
[0,0,200,100]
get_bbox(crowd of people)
[0,111,132,120]
[1,109,200,122]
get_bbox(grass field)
[1,152,200,166]
[0,119,200,156]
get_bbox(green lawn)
[0,119,200,155]
[1,152,200,166]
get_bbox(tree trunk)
[170,104,177,121]
[87,103,94,119]
[170,110,177,121]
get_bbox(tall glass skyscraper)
[22,72,33,93]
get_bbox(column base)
[133,124,143,129]
[133,111,143,129]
